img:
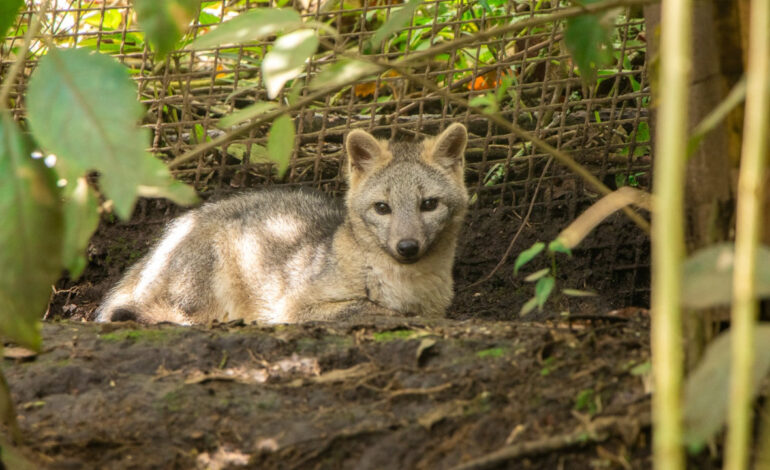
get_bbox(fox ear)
[346,129,382,174]
[429,123,467,170]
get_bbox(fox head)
[344,123,468,264]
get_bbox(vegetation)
[1,0,770,468]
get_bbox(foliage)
[683,326,770,452]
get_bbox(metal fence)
[3,0,652,315]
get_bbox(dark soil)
[6,314,667,469]
[18,195,672,469]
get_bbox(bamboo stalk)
[725,0,770,467]
[651,0,692,467]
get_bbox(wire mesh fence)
[3,0,652,314]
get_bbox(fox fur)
[95,123,469,324]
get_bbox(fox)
[94,123,469,324]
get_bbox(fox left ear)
[346,129,383,175]
[429,123,467,170]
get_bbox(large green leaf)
[369,0,421,49]
[61,177,99,280]
[134,0,200,58]
[26,48,197,220]
[682,243,770,309]
[564,2,613,84]
[262,29,318,99]
[0,0,24,40]
[188,8,302,50]
[267,114,295,179]
[683,326,770,451]
[0,112,62,350]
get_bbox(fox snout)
[395,238,420,262]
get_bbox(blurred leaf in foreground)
[134,0,200,58]
[0,112,62,350]
[188,8,302,50]
[61,177,99,279]
[0,0,24,41]
[26,48,197,220]
[683,326,770,452]
[262,29,318,99]
[682,242,770,309]
[267,115,295,179]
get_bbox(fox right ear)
[345,129,383,174]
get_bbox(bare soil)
[5,197,693,469]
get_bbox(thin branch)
[651,0,692,467]
[725,0,770,467]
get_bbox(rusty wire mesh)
[2,0,652,312]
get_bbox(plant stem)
[651,0,691,467]
[724,0,770,467]
[0,0,51,110]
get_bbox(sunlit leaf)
[188,8,302,50]
[0,0,23,40]
[267,114,295,178]
[683,326,770,451]
[262,29,318,99]
[61,177,99,280]
[564,3,614,84]
[134,0,200,58]
[310,59,379,91]
[514,241,545,275]
[219,101,278,128]
[519,297,538,316]
[0,112,62,350]
[26,48,197,219]
[524,268,550,283]
[369,0,421,49]
[562,288,597,297]
[682,243,770,309]
[535,276,555,309]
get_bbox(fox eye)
[420,198,438,212]
[374,202,391,215]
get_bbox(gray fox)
[95,123,468,324]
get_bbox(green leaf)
[514,241,545,275]
[61,178,100,279]
[0,0,23,40]
[267,114,295,178]
[682,243,770,309]
[219,101,278,128]
[519,297,538,316]
[564,6,614,84]
[26,48,197,220]
[310,59,379,91]
[524,268,550,283]
[262,29,318,99]
[0,112,62,350]
[683,326,770,451]
[535,276,555,309]
[134,0,200,58]
[548,238,572,256]
[369,0,421,49]
[188,8,302,50]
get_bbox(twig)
[460,158,553,291]
[0,0,52,109]
[448,414,649,470]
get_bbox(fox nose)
[396,239,420,258]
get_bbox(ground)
[7,314,665,469]
[2,197,692,469]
